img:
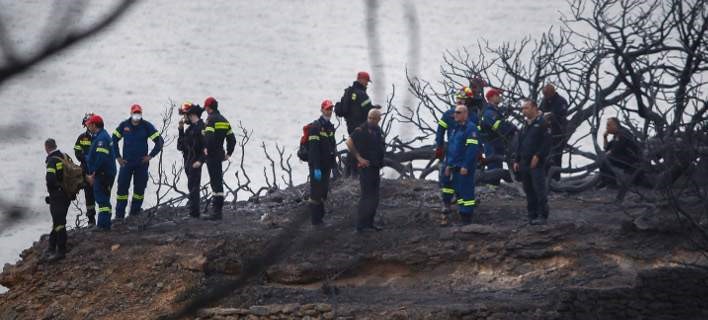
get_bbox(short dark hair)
[45,138,57,150]
[522,99,538,108]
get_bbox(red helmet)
[357,71,372,83]
[84,114,104,126]
[321,99,334,110]
[180,101,193,114]
[204,96,218,110]
[131,104,143,114]
[485,88,502,100]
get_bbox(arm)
[112,125,123,159]
[203,117,216,153]
[225,125,236,156]
[307,125,322,169]
[536,125,552,161]
[46,158,61,191]
[146,123,164,158]
[73,135,84,162]
[463,130,480,171]
[177,126,185,152]
[435,117,448,148]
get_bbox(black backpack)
[334,87,353,118]
[297,122,317,162]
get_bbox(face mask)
[131,114,142,121]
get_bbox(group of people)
[42,71,642,262]
[43,97,235,262]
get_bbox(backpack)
[297,122,317,162]
[334,87,353,118]
[53,154,84,200]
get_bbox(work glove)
[434,147,444,160]
[313,169,322,181]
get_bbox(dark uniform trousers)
[519,161,548,220]
[48,190,70,252]
[309,166,331,224]
[186,161,203,217]
[357,166,381,230]
[206,156,224,215]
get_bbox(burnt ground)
[1,178,707,320]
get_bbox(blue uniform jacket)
[446,121,481,170]
[112,119,164,163]
[436,108,480,148]
[480,103,514,142]
[87,128,117,176]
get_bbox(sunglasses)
[454,111,464,114]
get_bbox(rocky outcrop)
[1,179,707,319]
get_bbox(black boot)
[46,249,65,262]
[47,229,67,262]
[310,202,322,225]
[460,214,472,225]
[86,208,96,226]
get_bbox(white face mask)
[131,114,142,121]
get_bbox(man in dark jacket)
[177,103,206,218]
[599,117,643,187]
[73,113,96,225]
[513,100,552,225]
[347,109,385,233]
[44,138,71,262]
[85,114,117,231]
[307,99,337,225]
[480,88,516,183]
[540,84,569,180]
[202,96,237,220]
[335,71,380,178]
[112,104,164,219]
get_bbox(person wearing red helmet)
[334,71,381,178]
[480,88,517,184]
[305,99,337,226]
[201,96,236,220]
[84,114,117,230]
[177,102,206,218]
[73,113,97,226]
[112,104,164,220]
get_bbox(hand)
[45,196,51,204]
[224,154,231,162]
[178,118,185,131]
[460,167,469,176]
[513,162,520,173]
[117,158,127,167]
[444,167,451,177]
[87,174,95,186]
[530,155,540,169]
[192,161,202,169]
[434,147,444,160]
[142,155,152,164]
[203,148,208,156]
[313,169,322,181]
[357,156,370,168]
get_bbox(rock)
[181,254,208,272]
[197,308,250,317]
[111,244,120,252]
[314,303,332,312]
[249,305,271,316]
[456,224,495,235]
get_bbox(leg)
[368,168,381,227]
[187,161,202,217]
[483,142,500,170]
[454,170,476,224]
[206,158,224,219]
[130,163,149,215]
[309,166,325,225]
[531,165,549,220]
[357,168,374,230]
[83,175,96,225]
[114,166,132,219]
[48,192,69,261]
[550,126,564,181]
[520,166,538,221]
[439,162,455,208]
[94,174,114,230]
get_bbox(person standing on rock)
[84,115,117,231]
[177,102,206,218]
[112,104,164,220]
[334,71,381,178]
[43,138,71,262]
[513,100,552,225]
[346,109,385,233]
[73,113,96,226]
[480,88,516,184]
[306,99,337,226]
[598,117,644,188]
[201,96,237,220]
[540,83,569,181]
[445,104,481,225]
